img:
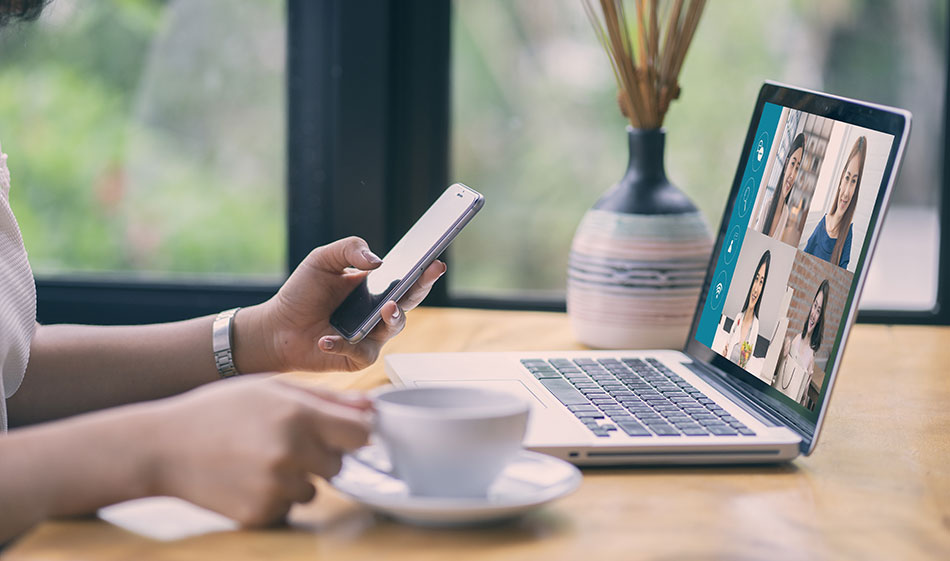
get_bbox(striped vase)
[568,127,713,349]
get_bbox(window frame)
[33,1,949,326]
[851,11,950,326]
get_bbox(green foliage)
[0,0,285,277]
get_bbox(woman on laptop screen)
[774,280,828,404]
[718,250,771,370]
[803,136,867,269]
[759,133,806,241]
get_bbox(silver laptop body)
[386,82,911,465]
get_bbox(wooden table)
[6,308,950,560]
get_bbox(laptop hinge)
[682,355,814,450]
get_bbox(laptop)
[386,82,911,465]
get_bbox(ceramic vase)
[567,127,713,349]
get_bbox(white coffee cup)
[373,385,530,498]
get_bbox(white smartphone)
[329,183,484,343]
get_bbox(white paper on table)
[97,496,238,541]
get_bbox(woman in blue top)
[803,136,867,269]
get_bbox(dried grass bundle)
[583,0,706,129]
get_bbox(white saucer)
[331,444,582,527]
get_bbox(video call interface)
[694,102,895,412]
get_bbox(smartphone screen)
[330,184,484,342]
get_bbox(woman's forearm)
[6,310,236,425]
[0,403,161,543]
[1,375,375,544]
[9,318,216,425]
[10,305,272,426]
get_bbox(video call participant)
[773,280,828,403]
[759,133,806,243]
[803,136,867,269]
[719,250,771,370]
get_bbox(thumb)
[306,236,383,274]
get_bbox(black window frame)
[34,0,950,326]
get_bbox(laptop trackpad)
[412,379,548,409]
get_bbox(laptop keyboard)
[521,357,756,438]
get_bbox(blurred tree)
[0,0,286,277]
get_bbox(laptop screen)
[688,83,908,426]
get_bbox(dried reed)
[582,0,706,129]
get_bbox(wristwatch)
[212,307,241,378]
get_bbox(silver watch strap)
[212,307,241,378]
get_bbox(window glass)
[0,0,286,279]
[451,0,945,311]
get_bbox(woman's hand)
[234,237,445,373]
[0,376,371,541]
[149,376,371,527]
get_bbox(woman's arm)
[802,216,822,255]
[0,376,371,544]
[840,225,853,268]
[721,315,738,355]
[8,317,220,426]
[8,237,443,427]
[0,398,161,540]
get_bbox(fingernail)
[439,262,447,277]
[320,337,335,351]
[361,249,382,265]
[391,306,400,319]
